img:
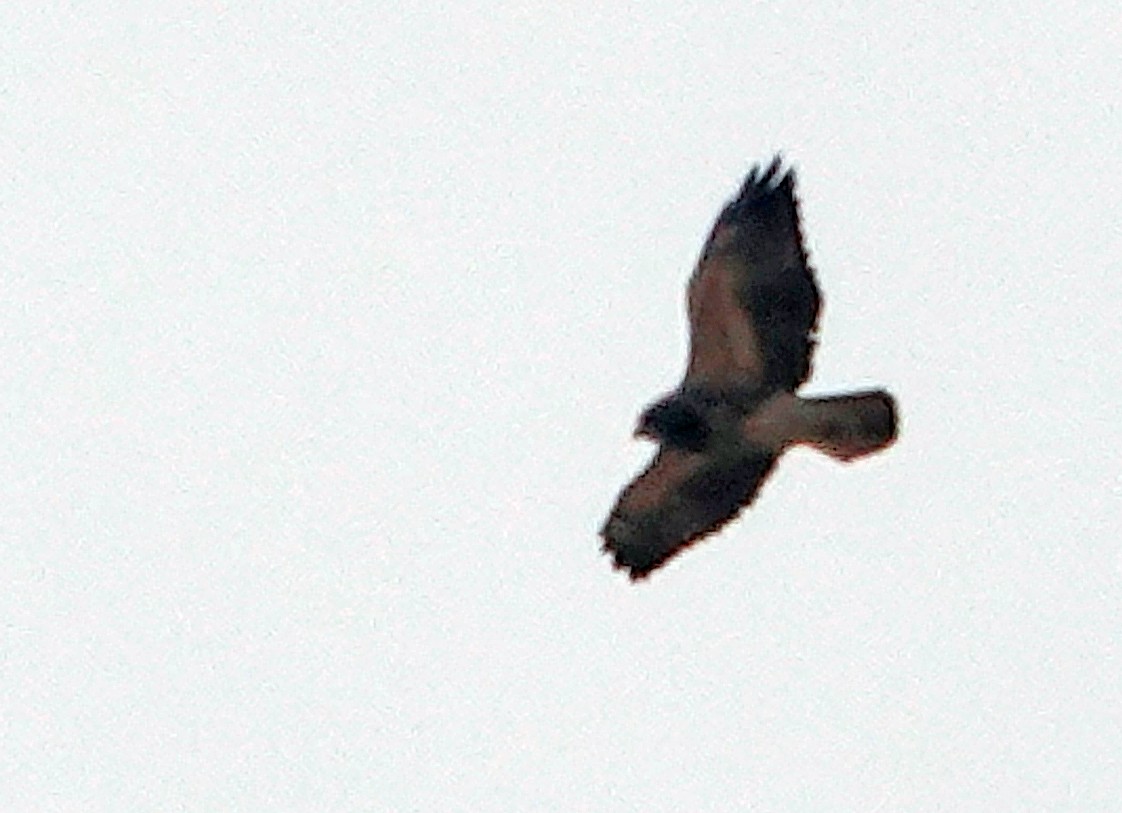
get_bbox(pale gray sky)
[2,3,1121,811]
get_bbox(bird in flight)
[601,157,898,580]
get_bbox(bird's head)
[635,397,712,452]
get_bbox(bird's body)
[601,157,898,579]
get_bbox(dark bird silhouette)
[601,157,898,579]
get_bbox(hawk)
[601,157,898,580]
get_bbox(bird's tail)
[790,390,898,462]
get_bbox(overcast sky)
[3,3,1121,811]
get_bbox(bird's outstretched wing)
[685,157,821,391]
[600,447,777,580]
